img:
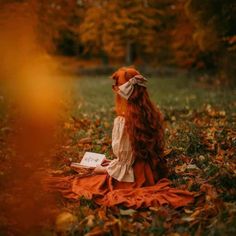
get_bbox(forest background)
[2,0,235,84]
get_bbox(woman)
[94,67,168,183]
[55,67,194,209]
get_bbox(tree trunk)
[125,40,132,65]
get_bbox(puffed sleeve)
[106,116,134,182]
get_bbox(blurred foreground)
[0,3,70,234]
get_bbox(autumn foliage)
[1,0,235,83]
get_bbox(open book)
[70,152,106,169]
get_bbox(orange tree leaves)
[78,0,162,63]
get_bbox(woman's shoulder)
[114,115,125,123]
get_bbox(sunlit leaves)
[78,0,162,62]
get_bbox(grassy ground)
[0,75,236,235]
[70,75,236,117]
[53,75,236,235]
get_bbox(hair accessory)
[117,75,147,100]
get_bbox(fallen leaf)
[184,209,194,214]
[85,226,108,236]
[163,149,173,156]
[181,216,196,222]
[104,219,121,236]
[78,137,92,144]
[120,209,136,216]
[186,164,199,170]
[55,212,77,233]
[175,163,187,173]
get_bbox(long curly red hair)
[111,67,168,178]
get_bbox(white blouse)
[106,116,134,182]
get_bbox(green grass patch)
[68,75,236,118]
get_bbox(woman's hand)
[101,158,111,166]
[93,165,107,174]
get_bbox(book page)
[79,152,105,168]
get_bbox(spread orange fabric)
[53,159,194,209]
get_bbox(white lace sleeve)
[106,116,134,182]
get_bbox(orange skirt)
[52,160,194,209]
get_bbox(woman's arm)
[93,165,107,174]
